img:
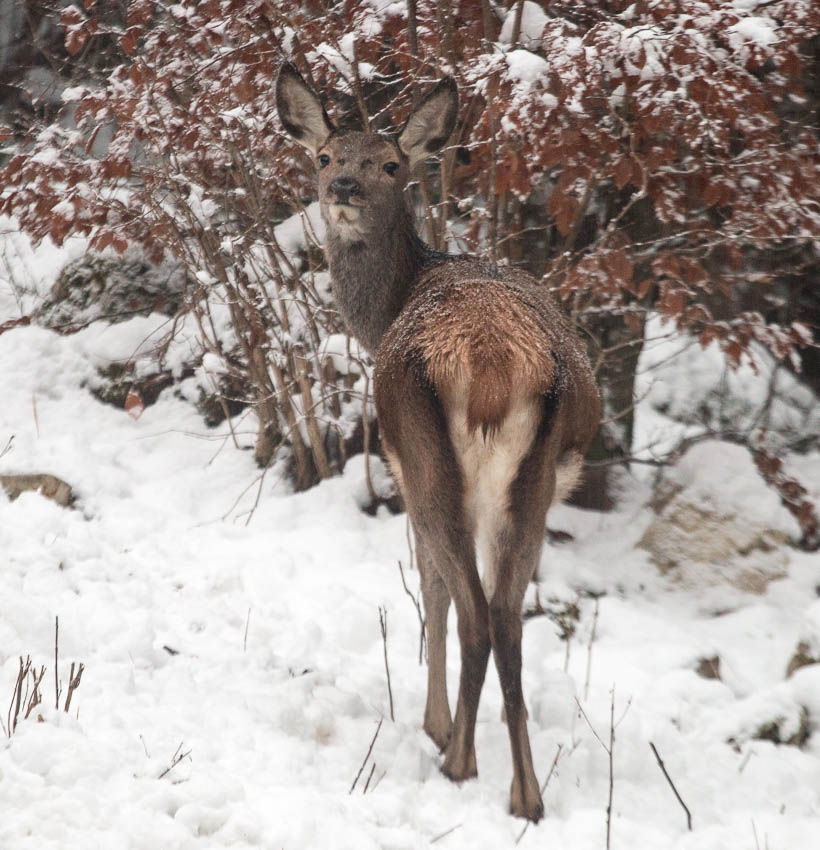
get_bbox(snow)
[273,202,325,259]
[320,332,365,376]
[499,2,548,50]
[660,440,799,539]
[2,228,820,849]
[504,49,550,90]
[633,314,820,457]
[60,86,87,104]
[727,16,779,50]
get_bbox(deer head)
[276,63,458,242]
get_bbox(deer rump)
[375,273,583,599]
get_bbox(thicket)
[1,1,818,530]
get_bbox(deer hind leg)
[407,479,489,782]
[489,533,547,822]
[414,531,453,751]
[378,370,490,783]
[440,558,490,781]
[488,424,557,823]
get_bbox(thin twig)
[371,768,388,793]
[8,657,25,735]
[243,607,251,653]
[606,691,615,850]
[397,561,426,665]
[378,607,395,721]
[349,718,383,794]
[584,597,600,701]
[649,742,693,831]
[431,823,463,844]
[516,743,564,844]
[510,0,525,47]
[361,368,378,506]
[54,616,59,710]
[158,741,192,779]
[751,819,761,850]
[574,698,609,754]
[32,394,39,438]
[63,662,84,714]
[23,665,45,721]
[361,761,377,794]
[576,691,630,850]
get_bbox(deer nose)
[329,176,361,203]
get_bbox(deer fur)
[277,63,600,822]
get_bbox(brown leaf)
[234,78,254,104]
[121,27,140,54]
[660,288,685,316]
[605,249,633,285]
[125,390,144,420]
[624,311,642,333]
[614,156,633,190]
[61,7,88,56]
[127,0,154,29]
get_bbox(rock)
[639,440,800,593]
[754,706,810,747]
[0,473,74,507]
[786,642,818,678]
[36,252,185,332]
[695,656,722,680]
[786,601,820,677]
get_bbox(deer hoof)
[424,719,452,753]
[441,743,477,782]
[510,779,544,822]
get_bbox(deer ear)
[397,77,458,169]
[276,62,336,155]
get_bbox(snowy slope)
[1,224,820,849]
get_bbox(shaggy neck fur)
[325,206,442,355]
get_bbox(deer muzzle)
[328,175,362,205]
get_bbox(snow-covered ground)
[1,221,820,849]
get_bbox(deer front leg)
[415,533,453,751]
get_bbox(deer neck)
[325,208,434,355]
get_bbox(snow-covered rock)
[37,251,186,332]
[0,472,74,506]
[639,440,800,593]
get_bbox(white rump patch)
[441,377,540,601]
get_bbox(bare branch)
[583,597,600,701]
[158,742,192,780]
[349,718,383,794]
[397,561,427,665]
[63,662,85,714]
[378,607,395,722]
[649,741,693,831]
[516,743,564,844]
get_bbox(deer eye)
[318,154,330,168]
[383,161,399,176]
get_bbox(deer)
[276,63,600,822]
